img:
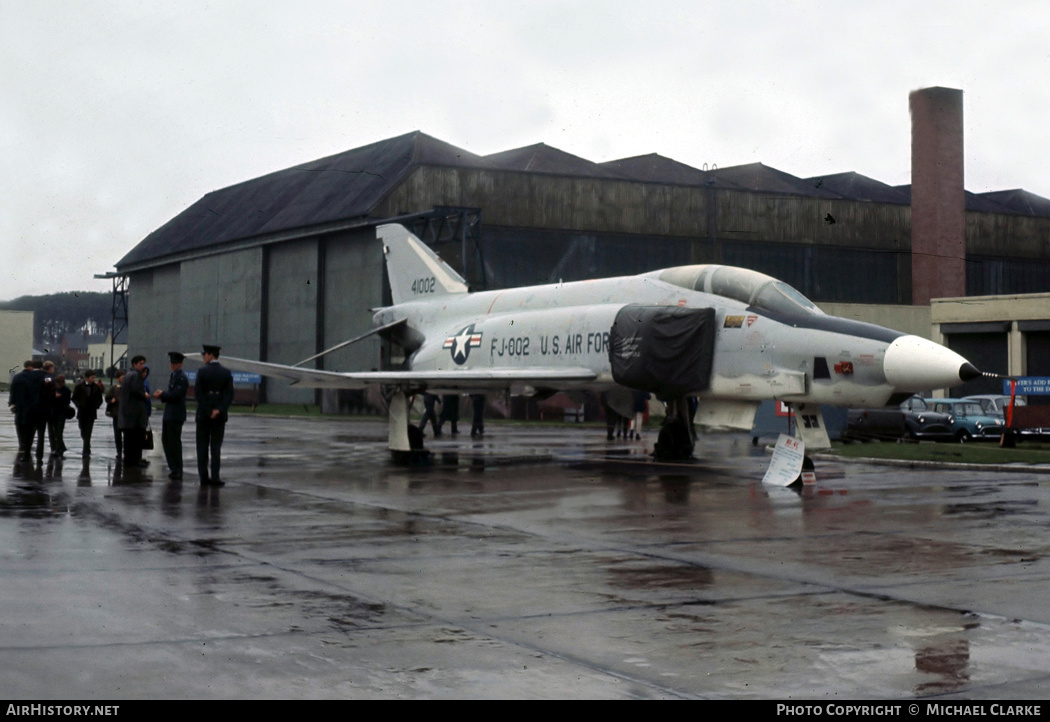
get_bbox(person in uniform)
[153,352,189,480]
[195,344,234,487]
[119,355,151,467]
[72,369,105,457]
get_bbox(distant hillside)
[0,291,113,350]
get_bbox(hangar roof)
[965,191,1013,214]
[978,189,1050,216]
[599,153,744,189]
[484,143,625,177]
[117,131,1050,272]
[707,163,841,198]
[838,182,1050,216]
[805,172,911,204]
[117,131,490,269]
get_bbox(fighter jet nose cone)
[959,362,981,382]
[884,335,976,392]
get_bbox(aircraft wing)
[216,356,598,392]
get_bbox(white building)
[87,331,127,374]
[0,311,34,380]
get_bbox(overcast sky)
[4,0,1049,300]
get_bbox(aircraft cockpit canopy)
[656,265,823,317]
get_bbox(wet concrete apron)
[2,416,1050,699]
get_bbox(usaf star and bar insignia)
[444,324,483,365]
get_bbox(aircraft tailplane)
[379,224,469,305]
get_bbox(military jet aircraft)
[215,223,980,462]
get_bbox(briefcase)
[143,425,154,450]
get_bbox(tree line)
[0,291,114,350]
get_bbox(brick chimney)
[910,87,965,305]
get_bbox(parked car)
[846,395,954,442]
[928,398,1005,442]
[899,395,956,440]
[964,394,1050,437]
[964,394,1027,420]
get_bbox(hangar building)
[114,89,1050,404]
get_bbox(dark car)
[899,395,955,440]
[846,395,954,441]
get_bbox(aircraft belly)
[694,399,760,431]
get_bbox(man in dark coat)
[119,355,151,467]
[72,369,104,457]
[470,394,485,438]
[49,374,71,458]
[153,352,189,480]
[13,361,48,462]
[41,361,57,455]
[195,345,234,486]
[8,360,32,456]
[438,394,460,435]
[418,392,441,437]
[105,370,125,459]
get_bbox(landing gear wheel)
[654,417,694,460]
[408,424,424,450]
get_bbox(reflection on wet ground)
[2,416,1050,698]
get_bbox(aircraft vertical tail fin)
[378,224,469,305]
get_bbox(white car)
[963,394,1046,436]
[964,394,1026,419]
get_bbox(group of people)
[417,393,486,438]
[602,390,650,441]
[8,345,234,487]
[7,359,80,461]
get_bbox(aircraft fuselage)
[212,225,979,458]
[374,268,958,409]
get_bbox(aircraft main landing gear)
[653,396,697,461]
[387,388,432,465]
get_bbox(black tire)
[408,424,425,450]
[654,418,693,460]
[956,430,971,443]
